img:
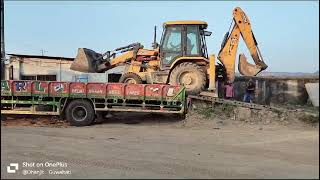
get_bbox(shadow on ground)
[1,112,184,127]
[95,112,183,125]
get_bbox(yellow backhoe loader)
[70,7,268,96]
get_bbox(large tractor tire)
[66,99,95,126]
[119,72,143,84]
[169,62,206,95]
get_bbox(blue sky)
[4,1,319,73]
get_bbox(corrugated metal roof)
[8,53,74,61]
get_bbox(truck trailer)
[1,80,187,126]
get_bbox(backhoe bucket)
[70,48,102,73]
[238,53,263,76]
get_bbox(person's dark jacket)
[246,80,255,93]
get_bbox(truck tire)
[65,99,95,126]
[119,72,143,84]
[169,62,206,95]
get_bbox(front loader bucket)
[70,48,102,73]
[238,53,263,76]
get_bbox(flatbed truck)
[1,80,186,126]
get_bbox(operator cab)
[159,21,212,69]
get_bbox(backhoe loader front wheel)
[169,62,206,95]
[119,72,143,84]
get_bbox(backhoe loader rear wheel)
[119,72,143,84]
[169,62,206,95]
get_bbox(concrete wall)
[233,76,319,105]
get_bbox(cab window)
[161,26,182,65]
[186,26,200,55]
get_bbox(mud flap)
[70,48,102,73]
[238,53,262,76]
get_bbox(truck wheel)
[169,62,206,95]
[66,99,95,126]
[119,72,143,84]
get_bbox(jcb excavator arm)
[217,7,268,82]
[71,43,144,73]
[70,42,159,73]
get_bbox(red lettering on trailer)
[107,83,124,98]
[70,82,86,95]
[2,80,185,101]
[87,83,106,98]
[125,84,144,99]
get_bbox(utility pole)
[40,49,47,56]
[1,0,5,80]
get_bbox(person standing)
[243,78,255,103]
[224,81,234,100]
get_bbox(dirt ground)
[1,108,319,179]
